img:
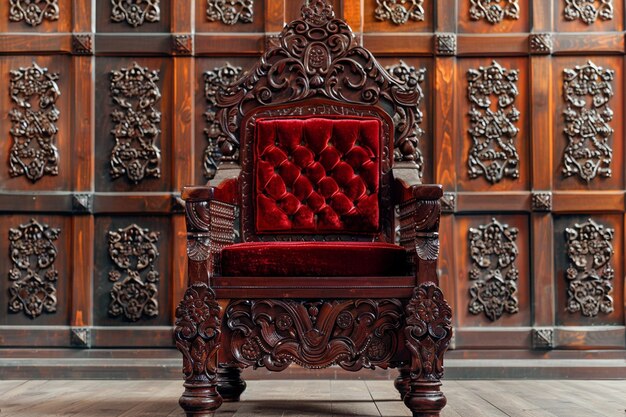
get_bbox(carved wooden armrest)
[183,179,239,283]
[394,179,442,284]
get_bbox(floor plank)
[0,379,624,416]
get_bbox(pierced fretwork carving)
[111,0,160,27]
[107,224,160,322]
[467,61,520,183]
[564,0,613,24]
[374,0,424,25]
[203,63,243,179]
[109,62,162,183]
[226,298,404,371]
[562,61,614,182]
[9,62,60,182]
[215,0,424,169]
[207,0,254,25]
[8,219,60,319]
[468,218,519,321]
[9,0,59,26]
[469,0,519,24]
[565,219,614,317]
[385,60,426,177]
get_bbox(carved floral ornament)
[374,0,425,25]
[108,224,160,321]
[564,0,613,25]
[562,61,614,182]
[8,219,60,319]
[109,62,162,183]
[469,0,520,24]
[207,0,254,25]
[9,0,59,26]
[467,60,520,184]
[565,219,614,317]
[468,218,519,321]
[111,0,160,27]
[214,0,424,171]
[9,62,60,183]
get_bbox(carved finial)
[301,0,335,25]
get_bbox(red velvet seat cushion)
[221,242,407,277]
[255,117,381,234]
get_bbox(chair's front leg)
[403,282,452,417]
[217,365,247,402]
[175,282,223,417]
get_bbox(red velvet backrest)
[255,117,381,234]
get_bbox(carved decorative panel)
[207,0,254,25]
[9,0,59,26]
[109,62,162,183]
[564,0,613,24]
[107,224,160,322]
[468,218,519,321]
[111,0,160,27]
[467,61,520,183]
[203,63,243,179]
[562,61,614,182]
[469,0,520,24]
[8,63,60,183]
[564,219,614,317]
[374,0,424,25]
[385,60,426,177]
[8,219,60,319]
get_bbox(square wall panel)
[555,0,623,32]
[96,0,172,33]
[196,0,265,32]
[363,0,434,33]
[458,0,530,33]
[0,0,72,33]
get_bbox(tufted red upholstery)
[221,241,407,277]
[255,117,381,234]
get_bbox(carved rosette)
[109,62,162,183]
[175,282,222,381]
[562,61,614,182]
[215,0,424,169]
[467,61,520,183]
[435,34,456,55]
[9,62,60,182]
[404,282,452,381]
[107,224,160,321]
[468,219,519,321]
[374,0,425,25]
[385,61,426,177]
[226,298,403,371]
[469,0,520,24]
[9,0,59,26]
[564,219,614,317]
[564,0,613,24]
[111,0,160,27]
[8,219,60,319]
[529,33,553,54]
[203,63,243,179]
[207,0,254,25]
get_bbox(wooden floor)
[0,379,624,416]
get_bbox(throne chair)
[175,1,452,416]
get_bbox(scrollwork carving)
[8,219,60,319]
[469,0,519,24]
[467,60,520,183]
[111,0,160,27]
[9,0,59,26]
[226,298,404,371]
[562,61,614,182]
[109,62,162,183]
[404,282,452,380]
[564,0,613,24]
[468,218,519,321]
[203,63,243,179]
[207,0,254,25]
[107,224,160,321]
[374,0,425,25]
[9,62,60,182]
[565,219,614,317]
[215,0,423,168]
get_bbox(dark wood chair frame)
[174,1,452,416]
